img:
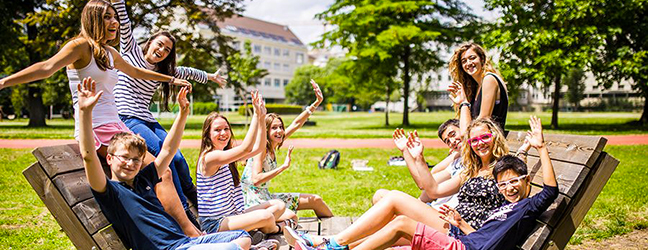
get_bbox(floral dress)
[241,154,300,212]
[454,175,506,229]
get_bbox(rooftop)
[204,13,305,46]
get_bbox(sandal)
[251,239,280,250]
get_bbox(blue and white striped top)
[112,0,209,123]
[197,160,245,218]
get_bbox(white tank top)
[67,50,120,139]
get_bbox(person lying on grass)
[77,77,251,249]
[312,115,558,250]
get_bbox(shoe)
[251,239,280,250]
[294,240,316,250]
[283,227,315,247]
[319,238,349,250]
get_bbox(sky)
[241,0,499,47]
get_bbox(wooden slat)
[529,185,571,227]
[93,225,127,250]
[32,143,84,177]
[23,162,99,249]
[72,198,109,235]
[526,156,589,198]
[320,217,354,236]
[549,153,619,249]
[51,170,93,207]
[507,131,606,167]
[297,217,320,234]
[520,223,551,250]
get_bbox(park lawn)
[0,111,646,139]
[0,145,647,248]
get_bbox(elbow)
[252,177,264,187]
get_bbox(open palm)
[447,81,467,105]
[311,79,323,106]
[438,204,463,227]
[526,116,544,148]
[406,131,424,157]
[392,128,408,151]
[283,145,295,169]
[177,87,190,112]
[77,77,103,111]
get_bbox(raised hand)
[406,131,424,158]
[208,69,227,88]
[526,115,544,148]
[438,204,464,227]
[282,145,295,170]
[392,128,408,152]
[447,81,467,105]
[252,91,267,118]
[77,77,103,111]
[172,78,193,92]
[311,79,323,107]
[177,86,190,112]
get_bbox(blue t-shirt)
[458,184,559,250]
[92,162,190,250]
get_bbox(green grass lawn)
[1,111,646,139]
[0,145,646,248]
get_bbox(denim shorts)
[175,229,250,250]
[199,216,226,234]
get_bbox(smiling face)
[441,125,462,151]
[469,124,495,161]
[145,35,173,64]
[461,48,483,78]
[209,117,232,150]
[102,7,119,42]
[107,144,143,183]
[268,118,285,145]
[496,169,531,203]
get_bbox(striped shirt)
[112,0,209,123]
[197,160,245,218]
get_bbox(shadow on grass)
[505,122,648,134]
[0,124,75,129]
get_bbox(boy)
[77,77,251,250]
[323,115,557,250]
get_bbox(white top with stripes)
[197,159,245,218]
[112,0,209,123]
[67,51,120,139]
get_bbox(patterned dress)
[240,155,300,212]
[454,176,506,229]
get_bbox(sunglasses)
[496,174,528,190]
[468,133,493,146]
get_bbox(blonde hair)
[77,0,119,71]
[461,118,509,181]
[107,132,147,158]
[448,43,502,111]
[199,112,240,186]
[264,113,285,157]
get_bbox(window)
[253,45,262,54]
[274,79,281,87]
[264,78,271,86]
[283,64,290,71]
[296,53,304,64]
[274,48,281,56]
[264,46,272,55]
[231,41,240,50]
[283,79,289,86]
[264,61,271,69]
[283,49,290,57]
[274,63,281,70]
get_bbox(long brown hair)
[264,113,285,157]
[461,118,509,182]
[78,0,119,71]
[142,31,177,111]
[448,43,501,106]
[200,112,240,186]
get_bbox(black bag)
[318,150,340,169]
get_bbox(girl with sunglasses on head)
[109,0,227,222]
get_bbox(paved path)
[2,134,648,149]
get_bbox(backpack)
[318,150,340,169]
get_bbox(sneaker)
[294,240,316,250]
[251,239,280,250]
[284,227,315,247]
[319,238,349,250]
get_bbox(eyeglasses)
[468,133,493,146]
[496,174,528,190]
[111,154,142,165]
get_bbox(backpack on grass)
[319,150,340,169]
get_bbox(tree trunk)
[402,47,411,126]
[640,90,648,124]
[385,85,390,126]
[26,20,46,127]
[551,75,562,129]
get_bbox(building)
[197,15,309,111]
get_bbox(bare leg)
[372,189,391,205]
[219,209,278,234]
[278,208,298,222]
[233,237,252,250]
[245,199,286,221]
[297,193,333,218]
[353,215,418,250]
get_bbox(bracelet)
[169,76,175,84]
[459,102,471,109]
[305,108,313,115]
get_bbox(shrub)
[193,102,219,115]
[238,103,303,115]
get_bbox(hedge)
[193,102,219,115]
[238,103,303,115]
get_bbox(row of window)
[261,78,290,87]
[259,61,292,72]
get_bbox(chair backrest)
[506,132,619,250]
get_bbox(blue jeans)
[120,115,193,209]
[199,216,226,234]
[176,230,250,250]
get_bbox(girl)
[0,0,197,236]
[241,80,333,221]
[197,91,287,238]
[448,43,509,131]
[110,0,226,210]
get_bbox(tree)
[285,65,325,105]
[564,68,585,111]
[226,40,268,118]
[0,0,243,126]
[316,0,477,126]
[483,0,599,128]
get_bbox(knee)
[311,194,324,204]
[390,215,414,234]
[259,210,275,224]
[269,199,286,212]
[372,189,390,205]
[235,237,251,250]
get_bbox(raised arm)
[154,87,190,175]
[430,151,459,174]
[108,47,192,90]
[77,77,108,192]
[393,128,423,186]
[0,39,85,90]
[202,91,266,176]
[285,79,323,138]
[448,81,471,137]
[407,132,462,199]
[110,0,136,53]
[250,145,294,186]
[526,116,557,187]
[477,74,499,119]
